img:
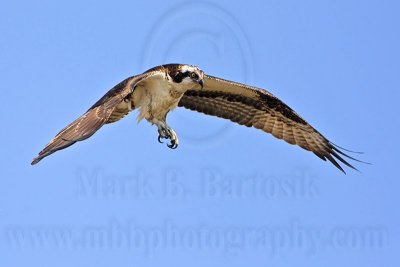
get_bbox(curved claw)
[167,141,178,149]
[156,122,178,149]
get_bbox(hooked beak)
[198,79,204,89]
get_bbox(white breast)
[132,73,185,123]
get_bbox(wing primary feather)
[331,145,371,165]
[329,149,359,173]
[330,142,364,154]
[31,108,108,165]
[325,154,346,174]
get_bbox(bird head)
[170,64,204,89]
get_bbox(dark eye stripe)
[172,71,196,83]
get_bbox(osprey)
[31,63,361,172]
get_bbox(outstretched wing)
[178,74,360,173]
[31,72,153,165]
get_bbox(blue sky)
[0,0,399,266]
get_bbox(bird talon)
[156,121,179,149]
[167,140,178,149]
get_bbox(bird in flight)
[31,63,361,172]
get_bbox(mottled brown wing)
[31,72,153,165]
[178,74,360,173]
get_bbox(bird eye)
[191,72,197,78]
